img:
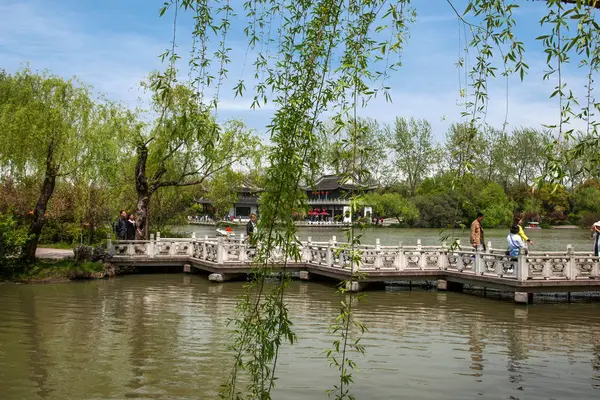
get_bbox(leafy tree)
[0,212,30,274]
[508,128,551,186]
[363,192,419,224]
[478,127,512,187]
[0,69,121,262]
[537,184,571,222]
[413,193,461,228]
[325,118,392,186]
[131,73,259,237]
[389,117,439,196]
[205,169,245,218]
[444,123,484,176]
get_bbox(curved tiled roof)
[303,174,377,191]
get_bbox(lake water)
[180,225,595,252]
[0,275,599,399]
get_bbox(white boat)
[216,228,234,237]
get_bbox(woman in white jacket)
[507,225,524,258]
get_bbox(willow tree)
[0,69,122,262]
[155,0,600,398]
[132,73,259,237]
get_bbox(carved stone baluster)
[474,247,482,275]
[417,239,425,270]
[326,239,333,267]
[567,244,576,280]
[397,242,404,271]
[373,238,380,270]
[203,235,208,261]
[149,233,155,258]
[239,234,247,263]
[517,247,527,281]
[217,236,224,264]
[306,237,312,263]
[187,234,195,257]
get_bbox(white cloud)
[1,0,596,141]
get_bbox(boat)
[216,228,234,237]
[525,221,541,229]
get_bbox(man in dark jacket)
[116,210,127,240]
[246,214,257,244]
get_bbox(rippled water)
[1,275,599,399]
[181,225,595,252]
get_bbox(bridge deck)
[108,235,600,298]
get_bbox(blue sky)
[0,0,593,141]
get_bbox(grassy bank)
[8,260,106,283]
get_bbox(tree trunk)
[135,144,151,239]
[23,168,56,263]
[135,196,150,239]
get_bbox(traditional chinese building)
[196,183,261,219]
[303,174,376,223]
[195,174,375,223]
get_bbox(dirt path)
[36,248,74,260]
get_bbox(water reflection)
[181,225,595,251]
[0,275,599,399]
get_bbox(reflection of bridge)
[108,234,600,303]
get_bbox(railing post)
[149,233,155,258]
[332,236,337,247]
[486,240,492,254]
[397,241,404,271]
[517,247,527,281]
[417,239,426,269]
[374,238,382,269]
[474,247,482,275]
[304,237,312,263]
[440,241,447,270]
[106,233,112,253]
[327,239,333,267]
[217,236,224,264]
[156,231,161,242]
[567,244,576,280]
[187,238,194,257]
[203,235,208,261]
[239,234,247,263]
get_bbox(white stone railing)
[107,234,600,281]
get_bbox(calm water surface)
[181,225,595,252]
[1,275,599,399]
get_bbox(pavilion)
[302,174,376,223]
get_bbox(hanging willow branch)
[154,0,600,398]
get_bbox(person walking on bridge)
[116,210,127,241]
[470,212,485,251]
[591,221,600,256]
[246,214,257,246]
[515,216,533,248]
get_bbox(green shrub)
[0,212,30,275]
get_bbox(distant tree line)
[0,68,261,269]
[314,117,600,229]
[1,68,599,273]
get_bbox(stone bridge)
[107,233,600,304]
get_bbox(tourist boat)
[525,221,541,229]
